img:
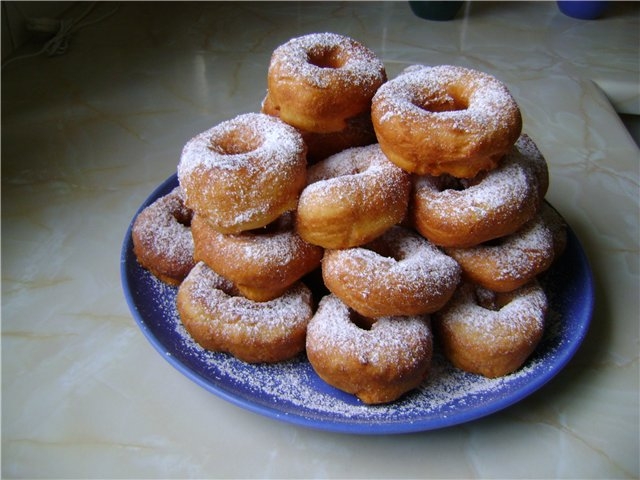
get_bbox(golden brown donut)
[540,202,568,259]
[411,134,549,248]
[434,281,547,378]
[296,144,411,249]
[371,64,522,178]
[131,186,195,285]
[306,294,433,404]
[322,226,461,317]
[267,32,387,133]
[177,262,314,363]
[191,212,324,302]
[177,113,307,234]
[445,206,563,292]
[261,93,376,164]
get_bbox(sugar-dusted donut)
[267,32,387,133]
[411,134,549,248]
[177,262,314,363]
[306,294,433,404]
[132,186,195,285]
[177,113,307,234]
[261,93,376,163]
[445,205,564,292]
[296,144,411,249]
[191,212,324,302]
[371,64,522,178]
[434,281,547,378]
[322,226,461,317]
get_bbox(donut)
[177,113,307,234]
[131,186,195,285]
[267,32,387,133]
[371,64,522,178]
[306,294,433,404]
[322,226,461,317]
[434,281,547,378]
[177,262,314,363]
[411,134,549,248]
[296,144,411,249]
[261,93,376,163]
[540,202,568,259]
[191,212,324,302]
[444,207,560,292]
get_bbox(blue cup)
[557,1,609,20]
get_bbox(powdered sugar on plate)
[122,174,592,434]
[137,252,574,427]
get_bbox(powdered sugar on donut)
[270,32,386,90]
[373,64,519,133]
[176,113,307,232]
[182,262,313,333]
[308,294,432,366]
[131,186,195,282]
[447,214,555,285]
[412,134,548,247]
[134,187,193,259]
[178,113,304,177]
[322,226,461,317]
[438,282,547,344]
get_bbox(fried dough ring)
[445,206,564,292]
[411,134,549,248]
[261,93,376,163]
[372,64,522,178]
[191,212,323,302]
[177,262,313,363]
[296,144,411,249]
[322,226,461,317]
[177,113,307,234]
[306,294,433,404]
[434,281,547,378]
[131,186,195,285]
[267,32,386,133]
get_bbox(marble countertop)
[2,1,638,478]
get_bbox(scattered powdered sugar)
[136,254,570,426]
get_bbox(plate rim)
[120,173,594,435]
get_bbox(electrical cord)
[1,2,120,70]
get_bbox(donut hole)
[482,236,507,248]
[246,212,292,235]
[349,310,376,330]
[364,238,405,262]
[173,209,193,228]
[474,287,512,311]
[433,175,466,192]
[210,131,262,155]
[416,88,469,113]
[307,46,346,69]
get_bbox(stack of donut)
[131,32,567,405]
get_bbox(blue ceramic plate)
[121,174,594,435]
